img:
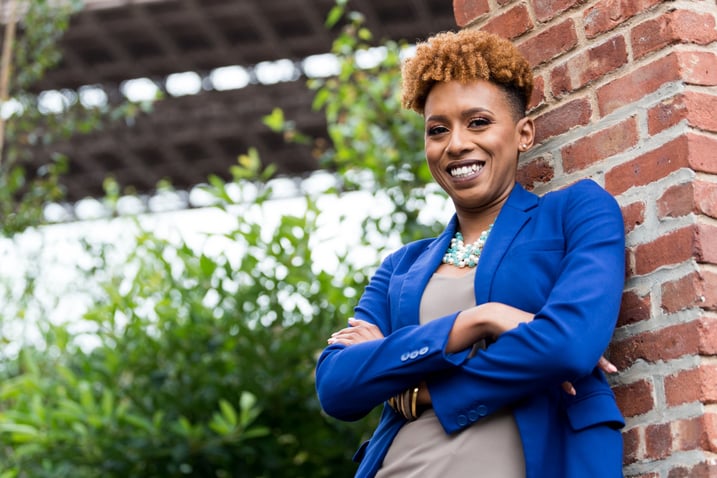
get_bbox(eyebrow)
[425,107,493,123]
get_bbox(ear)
[516,117,535,152]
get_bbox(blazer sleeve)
[429,182,626,434]
[315,250,472,422]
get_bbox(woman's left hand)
[561,356,618,395]
[327,318,384,346]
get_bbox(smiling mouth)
[449,162,484,179]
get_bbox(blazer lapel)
[395,216,458,329]
[393,183,538,326]
[474,183,538,304]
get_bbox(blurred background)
[0,0,454,476]
[17,0,454,205]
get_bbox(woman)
[315,30,625,477]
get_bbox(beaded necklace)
[442,223,493,268]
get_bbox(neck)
[455,207,501,242]
[452,184,514,241]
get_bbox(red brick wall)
[453,1,717,476]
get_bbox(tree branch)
[0,0,18,165]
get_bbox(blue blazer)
[316,180,626,478]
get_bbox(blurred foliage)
[0,196,367,476]
[0,0,144,236]
[0,0,442,476]
[265,4,442,245]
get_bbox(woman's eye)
[427,125,448,136]
[468,117,491,128]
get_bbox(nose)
[445,129,473,156]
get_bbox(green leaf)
[78,382,95,411]
[101,389,114,417]
[0,375,39,400]
[262,107,285,132]
[121,413,154,433]
[358,27,372,41]
[242,426,271,439]
[0,423,40,442]
[177,416,193,437]
[209,412,233,436]
[219,399,237,427]
[325,4,344,28]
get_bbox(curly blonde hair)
[401,29,533,117]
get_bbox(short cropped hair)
[401,30,533,118]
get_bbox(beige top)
[375,269,526,478]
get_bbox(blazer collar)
[474,183,538,303]
[397,183,538,326]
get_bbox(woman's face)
[423,79,534,216]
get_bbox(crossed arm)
[320,183,624,424]
[327,302,616,405]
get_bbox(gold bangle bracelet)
[395,392,404,417]
[410,386,419,420]
[401,389,409,419]
[389,386,421,421]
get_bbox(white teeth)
[449,163,482,178]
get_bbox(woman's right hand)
[327,318,384,346]
[447,302,617,395]
[446,302,533,353]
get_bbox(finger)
[561,381,576,396]
[348,318,374,328]
[347,318,384,339]
[598,356,618,373]
[327,336,351,345]
[330,327,353,338]
[328,331,374,345]
[328,324,380,345]
[328,328,363,344]
[333,320,373,334]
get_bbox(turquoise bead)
[441,223,493,269]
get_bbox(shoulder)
[381,217,456,268]
[540,179,620,214]
[542,179,612,200]
[546,178,616,200]
[383,237,437,266]
[538,179,624,244]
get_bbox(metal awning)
[16,0,456,200]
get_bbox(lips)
[448,161,484,179]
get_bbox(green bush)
[0,195,375,477]
[102,202,372,476]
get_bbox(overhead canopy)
[27,0,456,200]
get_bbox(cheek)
[424,149,444,179]
[424,142,442,161]
[426,148,436,161]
